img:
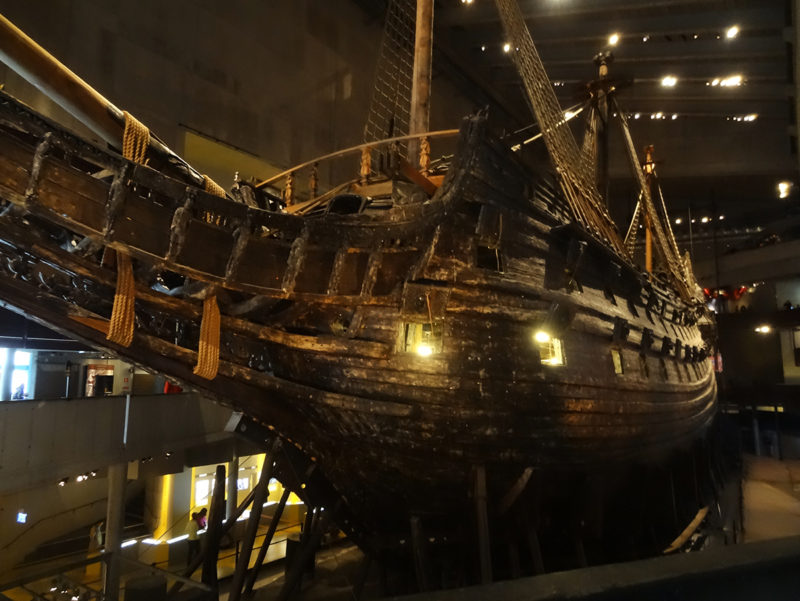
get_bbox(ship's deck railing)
[254,129,459,215]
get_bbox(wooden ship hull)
[0,88,717,546]
[0,5,728,583]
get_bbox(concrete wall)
[0,1,476,189]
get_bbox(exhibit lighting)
[661,75,677,87]
[754,325,771,334]
[16,511,27,524]
[726,25,739,39]
[778,181,792,199]
[503,42,511,53]
[720,75,742,87]
[416,344,433,357]
[609,33,620,46]
[674,218,682,225]
[534,330,551,344]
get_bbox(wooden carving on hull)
[0,2,722,583]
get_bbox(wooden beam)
[409,0,434,164]
[398,157,438,197]
[202,465,226,588]
[228,438,281,601]
[242,486,292,597]
[474,465,492,584]
[410,516,430,592]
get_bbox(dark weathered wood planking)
[0,91,717,554]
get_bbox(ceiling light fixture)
[778,181,792,199]
[726,25,740,39]
[503,42,511,53]
[609,33,620,46]
[720,74,742,87]
[661,75,677,87]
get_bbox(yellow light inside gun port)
[416,344,433,357]
[534,330,551,344]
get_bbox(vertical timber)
[408,0,433,165]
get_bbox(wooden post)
[276,502,339,601]
[227,454,239,520]
[409,516,430,592]
[243,487,291,597]
[521,510,545,575]
[283,172,295,207]
[168,488,257,596]
[359,147,372,185]
[228,438,281,601]
[473,465,492,584]
[408,0,434,164]
[202,464,226,589]
[352,554,373,601]
[309,162,319,198]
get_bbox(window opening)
[611,349,623,374]
[403,322,443,356]
[534,331,565,366]
[12,350,32,400]
[476,245,504,272]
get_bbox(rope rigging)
[492,0,625,254]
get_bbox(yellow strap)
[193,295,220,380]
[122,111,150,164]
[203,174,226,198]
[106,251,135,347]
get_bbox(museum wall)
[0,1,477,189]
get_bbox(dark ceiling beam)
[486,51,785,69]
[439,0,749,27]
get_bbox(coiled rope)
[106,112,150,346]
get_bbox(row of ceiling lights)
[611,25,740,46]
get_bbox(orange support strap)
[193,295,220,380]
[106,251,135,347]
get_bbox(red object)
[163,381,183,394]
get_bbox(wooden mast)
[644,145,655,273]
[408,0,434,167]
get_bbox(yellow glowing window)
[611,349,623,374]
[534,331,565,366]
[403,322,443,356]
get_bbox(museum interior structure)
[1,0,800,600]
